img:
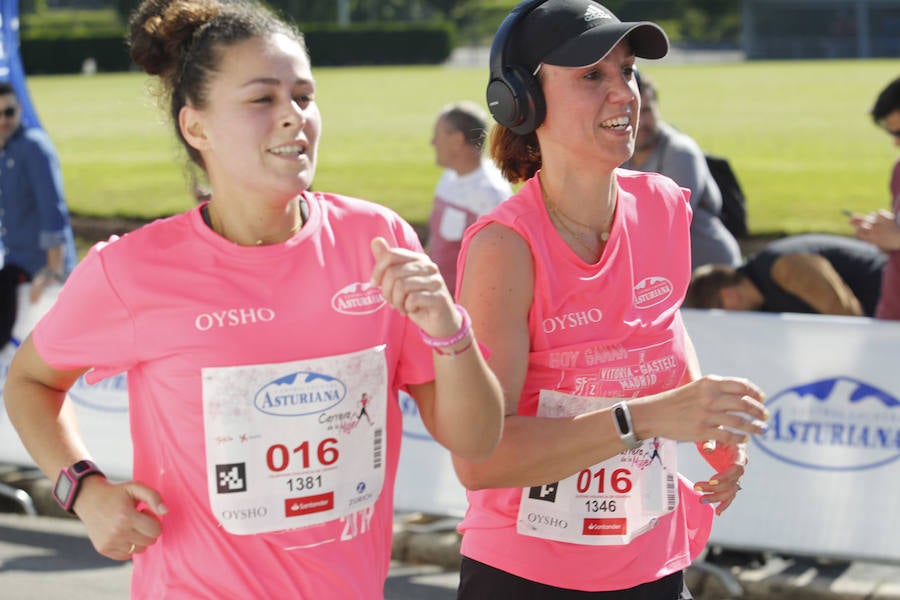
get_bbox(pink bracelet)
[433,339,474,357]
[419,304,472,349]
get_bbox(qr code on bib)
[528,482,558,502]
[215,463,247,494]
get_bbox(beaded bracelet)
[419,304,472,349]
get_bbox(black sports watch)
[52,460,104,514]
[612,402,642,450]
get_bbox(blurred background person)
[848,76,900,320]
[623,71,742,268]
[0,81,77,349]
[685,233,885,316]
[427,101,511,295]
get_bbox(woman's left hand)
[693,441,747,515]
[370,237,459,337]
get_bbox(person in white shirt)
[427,101,512,295]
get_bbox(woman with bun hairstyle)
[3,0,503,597]
[452,0,769,597]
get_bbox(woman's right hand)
[73,476,167,561]
[633,375,768,445]
[849,209,900,252]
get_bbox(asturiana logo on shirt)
[195,307,275,331]
[633,276,674,309]
[254,371,347,417]
[331,282,386,315]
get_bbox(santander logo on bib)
[633,276,674,309]
[331,282,386,315]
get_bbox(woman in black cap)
[452,0,769,597]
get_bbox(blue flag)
[0,0,42,129]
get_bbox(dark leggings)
[0,264,29,348]
[457,557,692,600]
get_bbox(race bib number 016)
[202,346,388,535]
[517,390,678,546]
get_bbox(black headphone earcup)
[487,65,546,136]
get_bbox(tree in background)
[105,0,741,46]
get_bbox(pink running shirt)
[33,192,434,599]
[455,170,714,592]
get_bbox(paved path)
[5,509,900,599]
[0,513,458,599]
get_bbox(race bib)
[517,390,678,546]
[203,346,388,535]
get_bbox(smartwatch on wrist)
[612,402,642,450]
[52,460,104,513]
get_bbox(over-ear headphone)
[486,0,547,135]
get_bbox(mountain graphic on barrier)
[753,376,900,472]
[789,377,900,407]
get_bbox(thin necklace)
[206,198,306,246]
[540,178,611,258]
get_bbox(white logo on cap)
[584,5,612,22]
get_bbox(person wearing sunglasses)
[848,76,900,320]
[0,81,77,349]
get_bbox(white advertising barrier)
[0,283,133,479]
[395,392,468,517]
[679,308,900,564]
[398,309,900,563]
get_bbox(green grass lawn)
[24,58,899,236]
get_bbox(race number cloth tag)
[517,390,678,546]
[203,346,388,535]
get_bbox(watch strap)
[612,401,642,450]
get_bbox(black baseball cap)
[510,0,669,72]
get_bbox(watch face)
[614,406,630,433]
[53,474,74,503]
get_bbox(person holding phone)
[848,76,900,320]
